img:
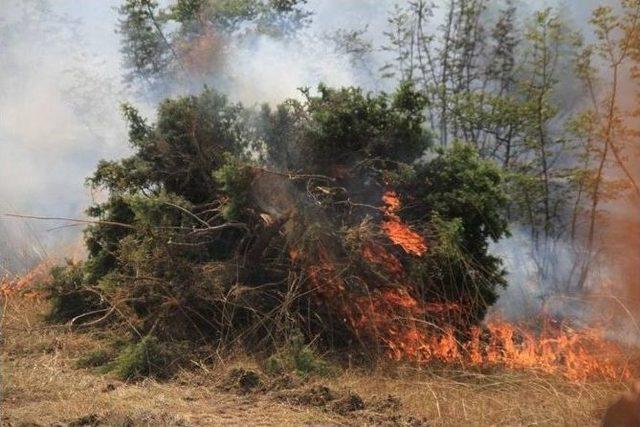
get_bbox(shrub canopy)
[50,84,509,357]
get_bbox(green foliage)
[288,333,331,377]
[118,0,170,86]
[110,336,179,380]
[409,143,509,245]
[170,0,206,23]
[256,101,303,170]
[264,354,285,375]
[83,196,136,284]
[49,82,510,364]
[402,143,510,320]
[214,155,256,221]
[300,82,429,170]
[82,89,250,291]
[144,90,247,202]
[266,332,333,377]
[45,261,103,324]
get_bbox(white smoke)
[184,0,397,105]
[223,33,361,105]
[0,0,132,272]
[490,228,596,320]
[0,0,399,272]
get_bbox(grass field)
[1,295,629,426]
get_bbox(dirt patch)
[276,384,365,415]
[273,384,427,425]
[360,413,430,427]
[370,394,403,412]
[28,414,103,427]
[349,390,429,425]
[63,414,100,427]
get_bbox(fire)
[477,320,632,381]
[179,27,224,76]
[361,241,404,277]
[381,191,428,257]
[296,190,635,383]
[360,289,633,381]
[1,259,52,298]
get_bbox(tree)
[514,9,578,238]
[118,0,311,90]
[381,2,586,243]
[118,0,175,87]
[568,2,640,287]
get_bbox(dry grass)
[1,296,339,426]
[1,295,630,426]
[339,367,623,426]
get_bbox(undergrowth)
[265,333,335,378]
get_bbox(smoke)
[490,228,601,317]
[469,0,640,339]
[0,0,131,272]
[0,0,398,273]
[212,0,610,105]
[222,31,375,105]
[1,0,637,344]
[167,0,397,104]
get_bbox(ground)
[1,296,629,426]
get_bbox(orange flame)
[179,27,224,76]
[362,241,404,277]
[1,258,52,299]
[295,190,635,383]
[381,191,428,257]
[358,286,633,381]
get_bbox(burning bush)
[45,84,510,371]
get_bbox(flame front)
[350,280,632,382]
[298,190,635,383]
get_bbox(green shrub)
[401,143,510,322]
[45,261,103,324]
[110,336,178,380]
[290,334,331,376]
[264,354,285,376]
[48,84,511,368]
[267,333,334,378]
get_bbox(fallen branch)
[4,213,136,229]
